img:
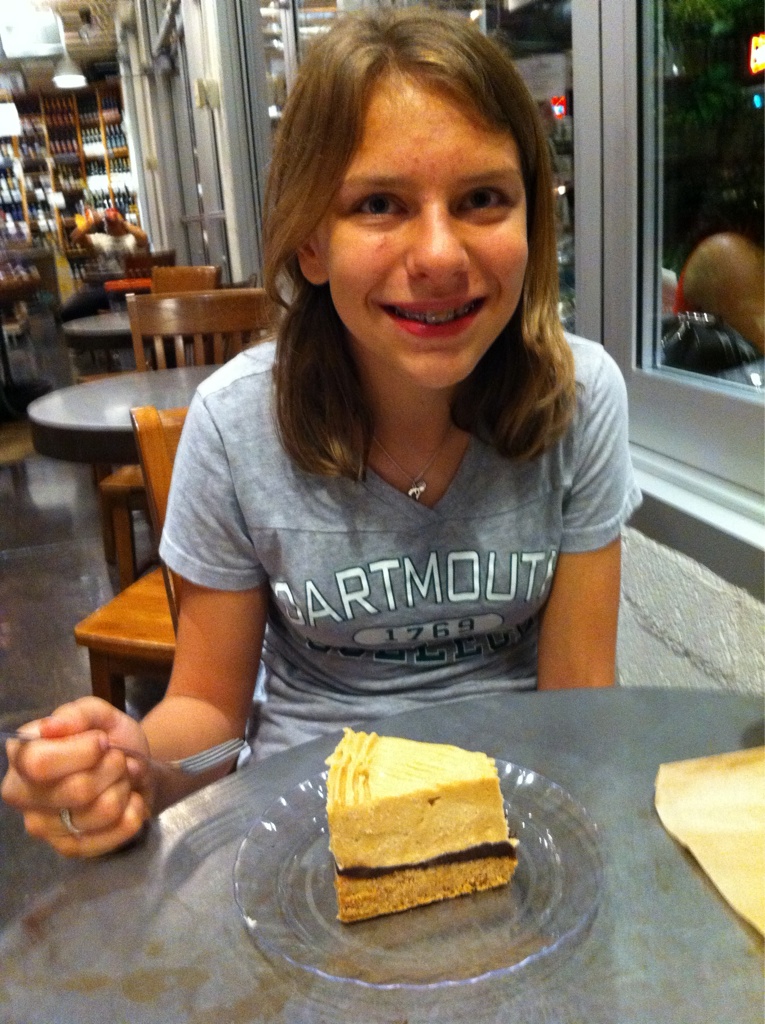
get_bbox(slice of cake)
[325,728,517,923]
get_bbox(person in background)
[674,231,764,357]
[2,7,641,857]
[70,206,149,259]
[60,207,149,322]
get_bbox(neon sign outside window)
[551,95,567,118]
[750,34,765,75]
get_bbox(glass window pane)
[492,1,575,331]
[296,0,337,52]
[645,0,764,396]
[259,2,296,131]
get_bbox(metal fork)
[0,730,248,776]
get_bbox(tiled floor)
[0,310,164,734]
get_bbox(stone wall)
[617,527,764,695]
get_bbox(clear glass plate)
[233,760,603,989]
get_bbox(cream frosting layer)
[325,728,510,870]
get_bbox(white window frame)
[571,0,603,345]
[590,0,765,553]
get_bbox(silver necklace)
[372,426,452,501]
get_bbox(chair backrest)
[124,249,177,277]
[130,405,188,628]
[127,287,275,371]
[151,265,221,293]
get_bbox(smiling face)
[297,76,529,403]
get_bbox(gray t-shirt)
[160,336,641,758]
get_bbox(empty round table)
[62,311,133,371]
[27,365,216,464]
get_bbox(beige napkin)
[654,746,765,934]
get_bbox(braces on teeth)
[393,300,478,324]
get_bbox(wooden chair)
[74,407,188,711]
[151,265,221,293]
[98,466,149,590]
[129,288,274,371]
[130,406,187,630]
[97,289,274,590]
[123,249,176,277]
[97,263,220,569]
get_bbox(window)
[645,0,763,390]
[489,2,576,330]
[601,0,764,547]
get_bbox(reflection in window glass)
[296,0,337,54]
[649,0,764,393]
[492,1,575,330]
[259,2,291,130]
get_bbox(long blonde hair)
[264,7,575,478]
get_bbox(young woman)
[2,8,640,857]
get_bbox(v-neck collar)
[362,435,478,517]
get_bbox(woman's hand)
[1,697,152,858]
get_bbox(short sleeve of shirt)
[159,390,268,591]
[559,339,642,553]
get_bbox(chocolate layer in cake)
[335,840,517,878]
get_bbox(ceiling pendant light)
[53,53,87,89]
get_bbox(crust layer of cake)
[334,854,517,923]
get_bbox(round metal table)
[62,311,132,351]
[0,688,761,1023]
[27,365,216,464]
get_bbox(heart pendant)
[407,481,426,501]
